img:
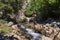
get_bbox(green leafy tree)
[25,0,60,20]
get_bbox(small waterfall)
[26,17,31,22]
[18,24,42,40]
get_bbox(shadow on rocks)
[0,33,18,40]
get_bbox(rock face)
[16,10,26,23]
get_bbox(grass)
[0,19,12,34]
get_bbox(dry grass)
[0,19,12,34]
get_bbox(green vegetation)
[0,0,60,19]
[0,0,60,33]
[25,0,44,15]
[25,0,60,19]
[0,19,11,34]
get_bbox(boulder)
[54,32,60,40]
[41,36,53,40]
[25,22,35,29]
[7,22,13,27]
[16,10,26,22]
[11,25,18,30]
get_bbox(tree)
[0,0,27,22]
[0,0,60,22]
[25,0,60,20]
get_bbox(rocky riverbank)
[25,21,60,40]
[0,18,60,40]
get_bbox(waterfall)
[26,17,31,22]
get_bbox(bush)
[25,0,60,20]
[25,0,44,16]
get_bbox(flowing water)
[16,18,60,40]
[18,23,42,40]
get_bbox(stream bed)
[18,23,42,40]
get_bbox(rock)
[41,36,53,40]
[11,25,21,34]
[54,32,60,40]
[7,22,13,27]
[42,24,59,39]
[35,24,43,31]
[25,23,60,40]
[13,34,28,40]
[45,28,52,36]
[46,23,52,27]
[12,25,18,30]
[25,22,35,29]
[11,25,28,40]
[4,34,28,40]
[16,10,26,22]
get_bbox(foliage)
[0,0,60,34]
[25,0,45,16]
[25,0,60,19]
[0,0,60,19]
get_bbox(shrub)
[25,0,60,20]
